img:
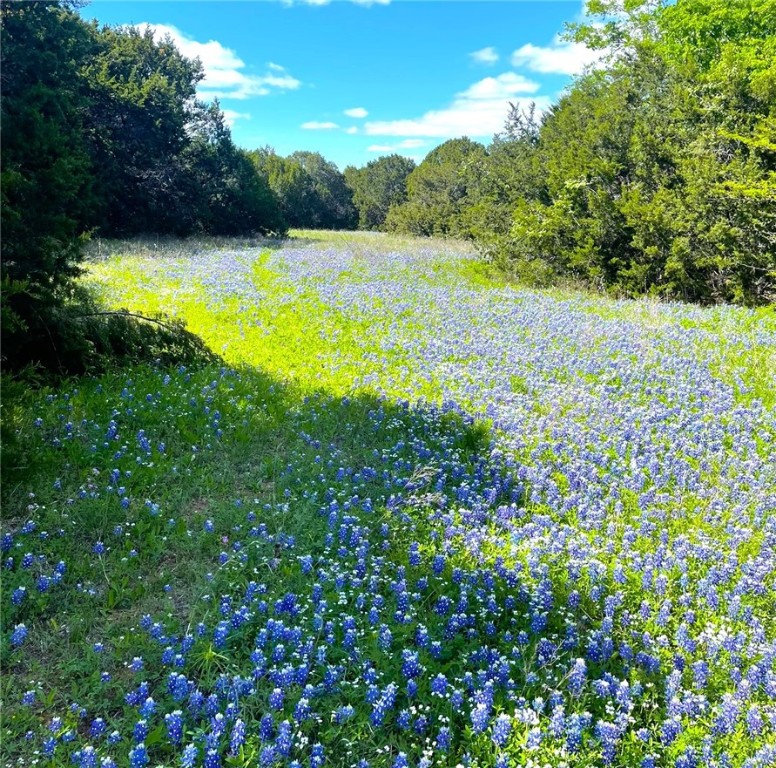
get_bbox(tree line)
[1,0,773,374]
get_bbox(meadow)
[2,232,775,768]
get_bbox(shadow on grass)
[1,337,513,764]
[0,284,223,495]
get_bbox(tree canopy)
[385,138,487,237]
[345,154,416,230]
[249,149,358,230]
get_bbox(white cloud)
[511,35,604,75]
[222,110,251,127]
[459,72,539,100]
[344,107,369,119]
[364,72,546,139]
[301,121,339,130]
[470,46,499,65]
[345,126,359,135]
[137,23,301,100]
[367,138,428,153]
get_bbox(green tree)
[478,0,775,303]
[288,151,358,230]
[1,1,95,366]
[249,148,310,228]
[386,138,487,237]
[82,23,203,234]
[465,103,546,259]
[344,154,416,230]
[250,149,357,230]
[82,25,285,238]
[182,104,286,236]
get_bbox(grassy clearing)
[2,232,774,768]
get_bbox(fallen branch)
[75,311,180,332]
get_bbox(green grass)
[1,231,497,763]
[2,356,495,763]
[3,231,774,767]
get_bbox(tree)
[474,0,775,303]
[344,154,416,230]
[386,138,487,237]
[182,104,286,236]
[82,23,202,234]
[250,149,357,230]
[288,151,358,230]
[464,103,546,258]
[1,3,289,373]
[1,1,95,365]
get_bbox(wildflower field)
[2,232,775,768]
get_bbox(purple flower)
[165,710,184,745]
[181,745,198,767]
[269,687,284,710]
[229,718,246,754]
[492,713,512,747]
[133,719,148,743]
[128,744,149,768]
[11,623,28,647]
[11,587,27,605]
[471,702,490,734]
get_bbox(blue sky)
[80,1,599,169]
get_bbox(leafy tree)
[1,1,95,366]
[386,138,486,236]
[344,154,416,230]
[79,23,285,238]
[182,105,286,236]
[1,3,288,374]
[82,23,203,235]
[477,0,775,304]
[464,103,546,258]
[250,149,357,230]
[288,151,358,230]
[249,148,310,228]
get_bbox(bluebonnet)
[181,744,198,767]
[128,744,149,768]
[133,720,148,743]
[11,623,28,646]
[492,713,512,746]
[89,718,106,738]
[165,710,183,745]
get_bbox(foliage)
[0,1,95,364]
[476,0,776,304]
[289,151,358,230]
[81,22,201,235]
[344,154,416,230]
[0,1,286,375]
[181,105,287,236]
[386,138,487,237]
[463,104,546,259]
[81,23,287,239]
[250,148,357,230]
